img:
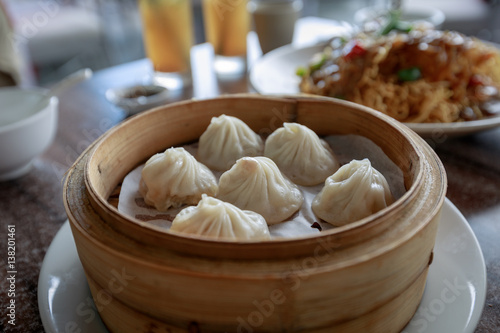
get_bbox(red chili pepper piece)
[343,41,366,61]
[468,75,485,88]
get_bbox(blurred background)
[1,0,499,86]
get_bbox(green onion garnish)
[380,10,413,35]
[296,66,307,77]
[398,67,422,81]
[309,53,327,72]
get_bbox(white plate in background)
[250,44,500,137]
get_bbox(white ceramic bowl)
[354,5,446,30]
[0,87,58,181]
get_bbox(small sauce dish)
[106,84,170,115]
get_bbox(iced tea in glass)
[139,0,194,89]
[202,0,250,75]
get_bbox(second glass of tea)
[138,0,194,89]
[202,0,250,76]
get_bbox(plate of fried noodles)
[250,20,500,137]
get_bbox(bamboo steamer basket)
[63,94,447,333]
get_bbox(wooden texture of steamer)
[87,95,296,199]
[85,95,302,259]
[64,94,447,332]
[66,159,441,332]
[83,95,424,260]
[85,269,428,333]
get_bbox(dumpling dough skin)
[170,195,271,240]
[264,123,339,186]
[139,147,218,211]
[218,156,304,224]
[312,159,394,226]
[198,114,264,171]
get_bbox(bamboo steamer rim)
[75,94,446,260]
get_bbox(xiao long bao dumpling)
[218,157,303,224]
[264,122,340,186]
[198,114,264,171]
[312,159,394,226]
[139,147,218,211]
[170,195,271,240]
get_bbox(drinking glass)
[248,0,303,54]
[138,0,194,89]
[202,0,250,76]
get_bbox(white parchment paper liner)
[118,134,406,238]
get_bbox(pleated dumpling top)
[170,195,271,240]
[198,114,264,171]
[264,122,339,186]
[217,156,303,224]
[139,147,218,211]
[312,159,394,226]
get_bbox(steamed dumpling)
[170,195,271,240]
[139,147,218,211]
[218,156,303,224]
[198,115,264,171]
[312,159,394,226]
[264,123,339,186]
